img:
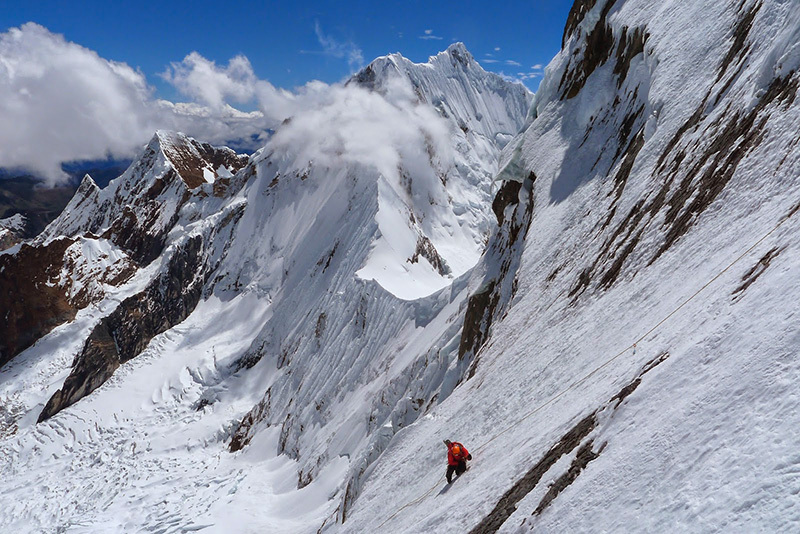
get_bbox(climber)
[443,439,472,483]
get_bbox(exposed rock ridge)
[39,235,206,421]
[156,130,248,189]
[459,171,536,379]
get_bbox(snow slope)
[340,0,800,532]
[0,213,26,249]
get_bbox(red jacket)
[447,442,470,466]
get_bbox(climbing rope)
[376,474,446,527]
[373,203,799,529]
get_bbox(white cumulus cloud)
[161,53,259,110]
[160,52,300,125]
[419,29,444,40]
[0,24,288,184]
[0,23,159,183]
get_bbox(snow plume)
[268,75,453,183]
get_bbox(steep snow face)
[340,0,800,532]
[216,79,457,300]
[346,44,533,298]
[202,65,530,513]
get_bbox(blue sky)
[0,0,576,181]
[3,0,574,94]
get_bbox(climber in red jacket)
[444,439,472,483]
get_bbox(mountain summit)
[351,42,531,150]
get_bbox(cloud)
[478,56,544,87]
[495,70,544,85]
[160,52,300,125]
[419,29,444,40]
[313,21,364,71]
[0,22,460,189]
[0,23,161,183]
[161,53,259,110]
[0,23,292,184]
[268,75,454,187]
[494,47,501,52]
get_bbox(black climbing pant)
[446,460,467,483]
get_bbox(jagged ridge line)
[374,200,800,530]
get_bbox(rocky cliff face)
[0,237,135,367]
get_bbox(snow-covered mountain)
[0,130,248,369]
[0,213,26,249]
[2,0,799,530]
[0,162,132,246]
[351,42,531,154]
[0,44,532,532]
